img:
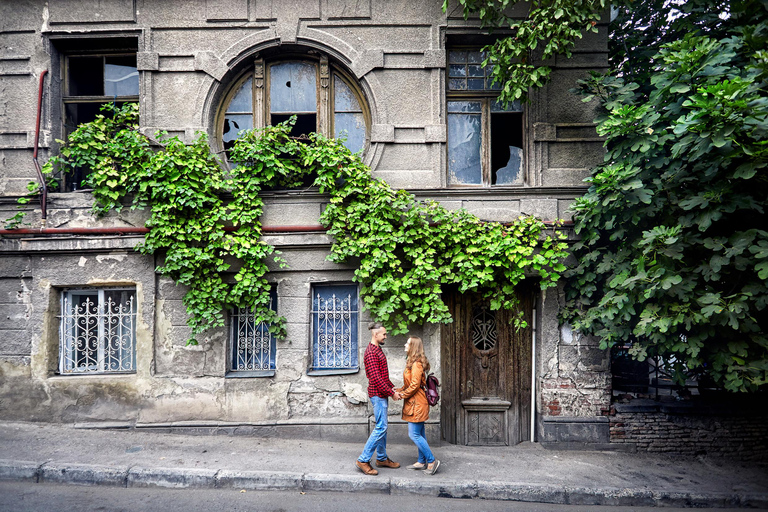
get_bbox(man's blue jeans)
[358,395,389,462]
[407,421,435,464]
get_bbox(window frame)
[216,53,371,161]
[59,50,140,191]
[308,282,360,376]
[58,287,137,376]
[446,47,527,188]
[226,286,278,378]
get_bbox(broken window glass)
[334,75,365,154]
[448,101,482,185]
[447,50,525,186]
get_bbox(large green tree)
[563,0,768,392]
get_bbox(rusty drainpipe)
[0,225,329,236]
[33,70,49,224]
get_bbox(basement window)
[59,288,137,375]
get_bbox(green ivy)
[7,103,568,343]
[444,0,606,105]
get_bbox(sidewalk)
[1,420,766,508]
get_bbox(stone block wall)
[536,284,612,447]
[0,0,608,446]
[610,401,768,461]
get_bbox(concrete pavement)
[0,420,766,508]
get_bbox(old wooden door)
[441,289,532,445]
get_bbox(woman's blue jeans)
[358,396,389,463]
[408,421,435,464]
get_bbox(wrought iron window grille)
[58,288,136,375]
[228,293,276,377]
[310,284,359,373]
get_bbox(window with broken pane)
[447,50,524,187]
[219,56,369,160]
[62,53,139,191]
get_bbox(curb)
[1,459,766,508]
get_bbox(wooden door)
[441,289,532,445]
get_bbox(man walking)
[356,322,401,475]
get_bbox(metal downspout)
[531,307,537,443]
[33,70,49,224]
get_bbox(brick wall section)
[610,402,768,460]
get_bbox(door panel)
[441,289,532,445]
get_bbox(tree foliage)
[563,1,768,392]
[9,104,568,343]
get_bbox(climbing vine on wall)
[8,103,568,343]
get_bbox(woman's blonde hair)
[405,336,430,375]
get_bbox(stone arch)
[198,33,387,167]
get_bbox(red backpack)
[423,373,440,406]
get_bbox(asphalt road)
[0,481,752,512]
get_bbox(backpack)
[422,373,440,406]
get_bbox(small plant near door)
[6,103,568,343]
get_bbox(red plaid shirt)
[364,343,395,398]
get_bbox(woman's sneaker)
[423,460,440,475]
[406,462,426,470]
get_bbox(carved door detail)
[441,289,532,446]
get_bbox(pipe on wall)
[531,307,537,443]
[0,225,329,236]
[33,70,49,223]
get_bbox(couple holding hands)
[355,322,440,476]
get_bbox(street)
[0,481,749,512]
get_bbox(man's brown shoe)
[356,460,378,475]
[375,458,401,469]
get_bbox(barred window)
[228,288,277,377]
[310,284,359,374]
[59,288,136,375]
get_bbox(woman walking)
[397,335,440,475]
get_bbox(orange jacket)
[398,361,429,423]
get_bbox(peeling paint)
[78,256,87,267]
[96,253,127,263]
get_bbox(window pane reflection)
[448,112,482,185]
[335,112,365,154]
[104,56,139,96]
[270,62,317,113]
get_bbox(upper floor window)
[309,283,359,375]
[220,55,368,158]
[61,50,139,191]
[59,288,137,375]
[447,50,524,187]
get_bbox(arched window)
[219,55,368,157]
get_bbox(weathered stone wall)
[0,0,608,444]
[610,401,768,461]
[536,284,612,446]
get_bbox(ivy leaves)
[18,105,567,345]
[564,6,768,392]
[445,0,606,104]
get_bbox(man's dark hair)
[368,321,384,331]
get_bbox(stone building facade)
[0,0,611,446]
